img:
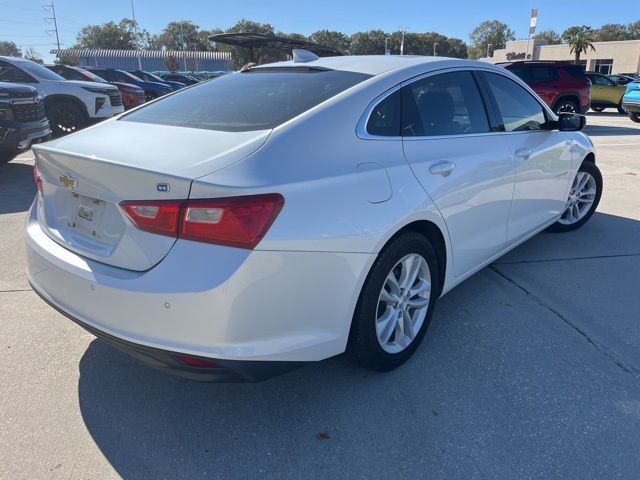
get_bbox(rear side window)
[366,90,401,136]
[123,68,371,132]
[483,72,547,132]
[530,67,558,83]
[401,71,490,136]
[564,65,586,78]
[0,61,36,83]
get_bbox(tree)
[309,30,350,54]
[468,20,515,59]
[535,30,561,45]
[54,52,79,65]
[164,54,180,73]
[75,18,152,49]
[594,23,629,42]
[629,20,640,39]
[22,48,41,62]
[349,30,387,55]
[562,26,596,64]
[155,20,208,51]
[0,41,21,57]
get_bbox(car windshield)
[122,68,372,132]
[17,60,64,81]
[142,72,164,82]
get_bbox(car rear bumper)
[25,200,373,378]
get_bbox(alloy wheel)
[556,102,577,114]
[375,253,431,354]
[558,171,597,225]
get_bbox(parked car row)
[497,61,640,124]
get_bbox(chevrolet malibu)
[26,54,602,381]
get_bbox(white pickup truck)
[0,56,124,136]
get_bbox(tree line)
[1,18,639,68]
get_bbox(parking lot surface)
[1,113,639,479]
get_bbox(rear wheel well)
[388,221,447,297]
[582,152,596,165]
[553,95,580,110]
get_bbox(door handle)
[429,161,456,176]
[514,148,532,160]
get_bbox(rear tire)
[349,232,440,372]
[591,106,605,112]
[46,100,87,137]
[554,98,579,115]
[629,112,640,123]
[548,161,602,233]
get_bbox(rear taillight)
[33,164,43,195]
[120,200,183,237]
[119,194,284,249]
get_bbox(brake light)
[33,164,43,195]
[119,194,284,249]
[175,354,222,369]
[180,194,284,249]
[120,200,183,237]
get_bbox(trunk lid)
[33,120,270,271]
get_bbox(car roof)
[252,55,492,76]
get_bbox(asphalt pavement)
[1,112,639,479]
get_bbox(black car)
[157,73,200,86]
[0,82,50,163]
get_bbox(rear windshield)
[121,68,372,132]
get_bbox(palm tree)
[563,26,596,64]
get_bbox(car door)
[480,71,573,243]
[401,70,515,277]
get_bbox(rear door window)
[123,68,372,132]
[483,72,547,132]
[401,71,490,136]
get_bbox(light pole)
[398,27,407,55]
[433,42,438,56]
[385,37,390,55]
[130,0,142,69]
[486,43,492,58]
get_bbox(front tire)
[548,161,602,233]
[629,112,640,123]
[349,232,440,371]
[46,100,87,137]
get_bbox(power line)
[42,0,61,51]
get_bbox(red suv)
[497,61,591,115]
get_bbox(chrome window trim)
[356,65,556,141]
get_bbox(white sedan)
[26,53,602,381]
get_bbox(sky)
[0,0,637,62]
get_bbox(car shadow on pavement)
[75,213,640,478]
[584,124,640,136]
[0,161,36,214]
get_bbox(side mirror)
[556,112,586,131]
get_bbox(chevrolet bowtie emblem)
[59,173,78,189]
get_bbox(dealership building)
[491,39,640,74]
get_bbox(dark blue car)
[128,70,186,91]
[85,67,172,102]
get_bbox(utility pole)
[433,42,438,56]
[43,1,61,52]
[130,0,142,69]
[487,43,492,58]
[180,20,187,72]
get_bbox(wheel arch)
[552,93,581,111]
[582,152,596,165]
[43,94,89,119]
